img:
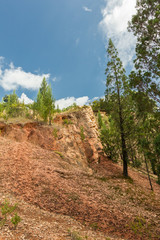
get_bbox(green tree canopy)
[36,78,55,123]
[105,39,130,177]
[128,0,160,103]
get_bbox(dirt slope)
[0,107,159,240]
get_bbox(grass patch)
[53,128,58,138]
[0,199,21,230]
[129,216,154,239]
[67,192,79,202]
[125,176,134,184]
[63,118,73,125]
[54,151,64,159]
[68,230,83,240]
[96,176,108,182]
[80,126,85,141]
[89,222,99,230]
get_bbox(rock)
[0,106,103,168]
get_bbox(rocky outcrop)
[0,106,102,169]
[53,106,102,166]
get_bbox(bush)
[11,213,21,229]
[0,199,21,229]
[63,119,73,125]
[132,158,142,168]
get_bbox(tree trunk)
[144,156,153,191]
[121,126,128,177]
[117,85,128,177]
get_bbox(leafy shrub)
[62,103,80,112]
[97,110,103,128]
[1,200,17,221]
[132,158,142,168]
[53,128,58,138]
[63,119,73,125]
[129,216,151,236]
[0,199,21,229]
[11,213,21,229]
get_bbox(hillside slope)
[0,107,159,240]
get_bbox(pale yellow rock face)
[0,106,103,171]
[53,106,103,168]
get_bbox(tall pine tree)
[128,0,160,103]
[36,78,55,123]
[105,39,130,177]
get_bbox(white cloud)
[18,93,34,104]
[99,0,137,67]
[76,96,89,106]
[55,96,89,109]
[0,61,50,91]
[83,6,92,12]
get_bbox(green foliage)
[80,126,85,141]
[157,164,160,185]
[154,134,160,156]
[132,158,142,168]
[53,128,58,138]
[63,118,73,125]
[1,199,17,221]
[105,39,130,176]
[2,91,27,118]
[153,135,160,184]
[62,103,80,112]
[97,111,103,129]
[54,151,64,159]
[130,216,146,234]
[96,176,108,182]
[90,98,106,112]
[0,199,21,229]
[100,119,120,162]
[11,213,21,229]
[35,77,55,123]
[129,216,153,238]
[128,0,160,103]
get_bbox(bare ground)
[0,121,159,240]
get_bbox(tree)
[154,134,160,184]
[100,115,121,162]
[105,39,130,177]
[128,0,160,103]
[3,91,24,118]
[36,78,55,123]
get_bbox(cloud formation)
[18,93,34,104]
[99,0,137,67]
[0,61,50,91]
[55,96,89,109]
[18,94,101,110]
[83,6,92,12]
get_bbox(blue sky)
[0,0,136,108]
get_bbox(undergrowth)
[0,199,21,230]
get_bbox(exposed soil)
[0,109,159,240]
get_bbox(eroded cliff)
[0,106,102,170]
